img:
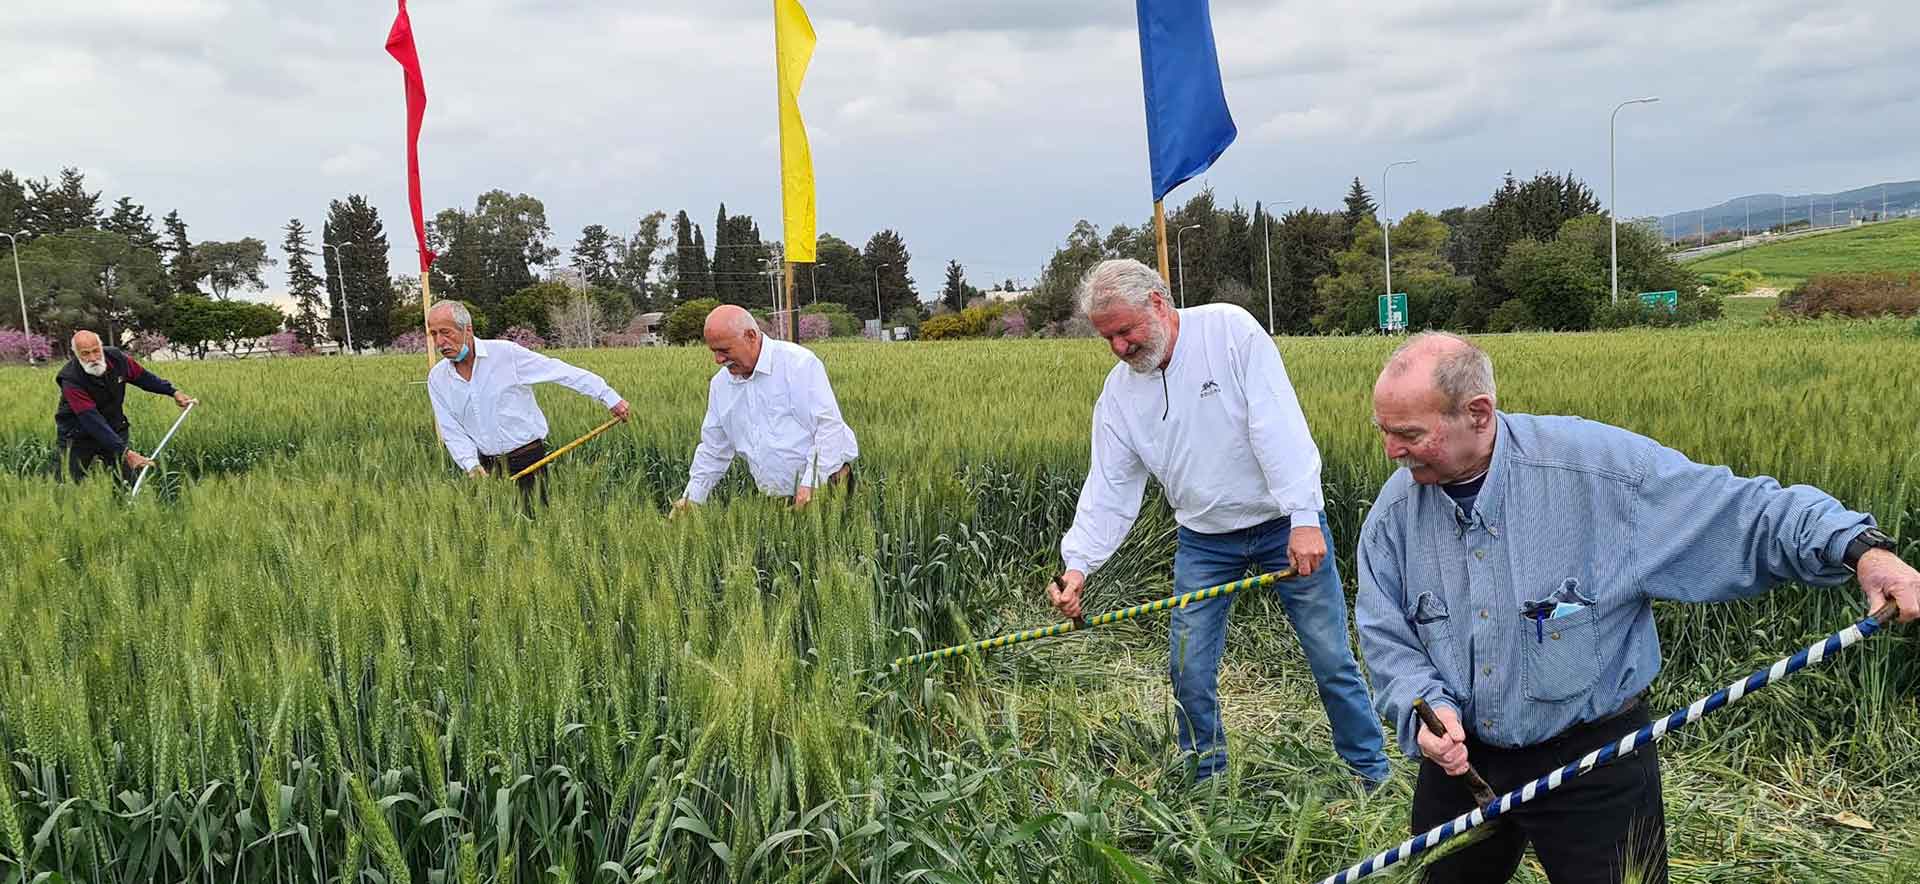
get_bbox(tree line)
[1019,171,1713,336]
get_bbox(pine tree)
[323,196,394,349]
[283,219,327,346]
[162,210,206,294]
[1342,177,1377,246]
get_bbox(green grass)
[1686,219,1920,289]
[1719,295,1779,322]
[0,326,1916,883]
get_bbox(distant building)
[984,288,1031,303]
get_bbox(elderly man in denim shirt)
[1354,332,1919,884]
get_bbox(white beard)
[1122,320,1171,374]
[81,359,107,377]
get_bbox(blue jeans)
[1170,514,1391,782]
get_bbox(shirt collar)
[472,338,493,361]
[725,341,778,384]
[1472,411,1513,528]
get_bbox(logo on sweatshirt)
[1199,379,1220,398]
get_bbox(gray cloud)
[0,0,1912,303]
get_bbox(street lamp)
[0,231,26,337]
[873,262,890,337]
[321,241,357,354]
[1176,224,1201,308]
[1609,96,1659,305]
[1260,200,1293,334]
[810,259,828,305]
[1382,160,1418,318]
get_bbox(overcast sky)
[3,0,1913,303]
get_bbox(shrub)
[266,331,311,357]
[0,329,52,363]
[502,325,547,349]
[1486,299,1537,333]
[387,330,428,353]
[127,331,170,359]
[1777,272,1920,319]
[798,313,831,342]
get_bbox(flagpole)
[1153,200,1171,283]
[783,262,797,340]
[420,262,434,366]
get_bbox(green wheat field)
[0,322,1916,883]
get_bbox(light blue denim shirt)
[1355,412,1872,758]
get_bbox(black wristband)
[1844,527,1896,570]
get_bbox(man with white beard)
[1045,258,1391,789]
[53,330,196,482]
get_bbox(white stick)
[130,401,195,499]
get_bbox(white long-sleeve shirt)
[426,339,622,471]
[683,338,859,502]
[1060,303,1325,575]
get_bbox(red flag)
[385,0,436,272]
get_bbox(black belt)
[488,438,545,459]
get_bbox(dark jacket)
[54,348,176,451]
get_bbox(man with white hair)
[54,330,196,482]
[673,304,859,512]
[425,299,629,513]
[1046,258,1391,788]
[1355,332,1919,884]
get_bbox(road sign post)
[1637,290,1677,312]
[1377,293,1409,331]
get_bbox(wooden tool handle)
[1413,698,1497,806]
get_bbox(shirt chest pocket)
[1519,578,1601,703]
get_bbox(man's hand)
[173,392,197,409]
[792,485,813,509]
[1858,548,1920,623]
[467,465,487,479]
[1288,524,1327,576]
[610,399,630,422]
[670,498,696,519]
[124,450,153,470]
[1048,570,1087,620]
[1416,703,1471,777]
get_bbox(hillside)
[1684,218,1920,288]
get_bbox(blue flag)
[1135,0,1237,202]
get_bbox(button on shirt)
[427,339,622,471]
[1060,303,1325,576]
[1354,411,1873,759]
[683,339,859,502]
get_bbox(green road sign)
[1377,293,1408,331]
[1638,290,1678,311]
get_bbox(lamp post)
[1609,96,1659,304]
[1260,200,1293,334]
[0,230,26,336]
[322,242,357,354]
[873,262,890,338]
[1382,160,1418,312]
[1176,224,1201,307]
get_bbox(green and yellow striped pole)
[891,569,1295,670]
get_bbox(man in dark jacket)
[54,330,196,481]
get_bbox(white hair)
[1386,331,1497,414]
[1076,258,1168,317]
[429,300,472,331]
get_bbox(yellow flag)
[775,0,817,263]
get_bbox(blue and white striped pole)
[1316,604,1899,884]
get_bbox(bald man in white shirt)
[673,305,859,512]
[426,300,629,514]
[1047,259,1390,788]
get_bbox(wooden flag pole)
[1153,199,1171,283]
[783,262,797,341]
[420,263,435,367]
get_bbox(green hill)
[1686,219,1920,289]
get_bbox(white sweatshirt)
[1060,303,1325,575]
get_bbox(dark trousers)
[1413,702,1667,884]
[827,463,855,496]
[479,439,550,515]
[63,439,130,483]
